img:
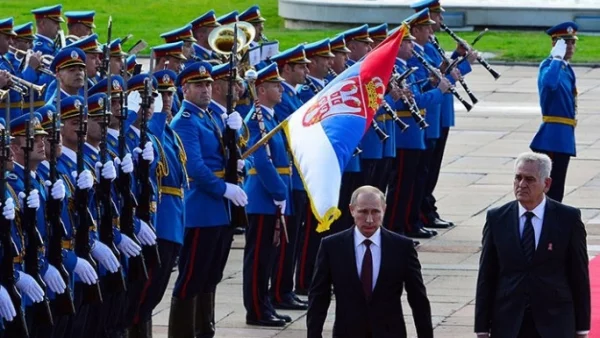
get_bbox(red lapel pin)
[548,243,553,251]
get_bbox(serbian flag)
[283,24,408,232]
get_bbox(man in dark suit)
[307,185,433,338]
[475,151,590,338]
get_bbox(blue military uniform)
[31,5,65,56]
[65,11,96,44]
[324,34,351,83]
[0,18,24,120]
[530,22,579,202]
[44,47,87,104]
[188,10,220,64]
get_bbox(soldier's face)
[252,22,264,41]
[44,132,62,158]
[110,57,124,76]
[161,92,174,114]
[111,97,122,117]
[289,63,308,86]
[0,34,12,54]
[14,38,33,52]
[167,57,183,74]
[87,115,103,142]
[259,82,282,106]
[69,23,92,37]
[184,81,212,109]
[32,135,47,162]
[430,12,443,32]
[332,52,348,73]
[183,41,193,58]
[565,39,576,61]
[58,66,85,90]
[86,53,101,77]
[40,19,60,39]
[309,56,330,79]
[348,40,371,61]
[398,40,414,60]
[61,118,82,145]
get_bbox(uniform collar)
[84,142,99,154]
[13,161,37,179]
[282,81,295,93]
[261,105,274,118]
[308,75,325,88]
[413,42,425,52]
[61,146,77,163]
[396,57,407,66]
[130,125,140,137]
[107,128,119,138]
[35,33,54,44]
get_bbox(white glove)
[42,264,67,294]
[2,198,15,220]
[117,234,142,258]
[154,92,163,113]
[18,189,40,210]
[73,258,98,285]
[95,161,117,181]
[133,141,154,162]
[136,220,157,246]
[0,286,16,321]
[274,200,286,213]
[45,179,66,201]
[15,271,44,303]
[223,183,248,207]
[127,90,142,113]
[71,170,94,190]
[91,241,121,273]
[551,39,567,59]
[237,159,245,172]
[225,111,243,130]
[114,153,134,174]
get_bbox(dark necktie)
[361,239,373,300]
[521,211,536,262]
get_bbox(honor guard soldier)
[407,8,453,232]
[530,22,579,202]
[169,61,246,337]
[297,39,334,102]
[267,45,311,310]
[189,10,220,61]
[324,34,350,83]
[383,23,449,239]
[9,113,58,337]
[31,4,65,56]
[160,24,197,64]
[45,47,87,102]
[242,63,293,327]
[368,23,388,48]
[131,69,188,338]
[126,55,139,78]
[217,11,239,26]
[342,24,373,67]
[153,69,179,120]
[0,18,25,120]
[56,95,104,337]
[152,41,187,74]
[105,38,128,78]
[239,5,268,47]
[64,11,96,43]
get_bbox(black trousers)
[173,226,234,300]
[332,171,362,234]
[411,139,437,226]
[384,149,421,234]
[422,127,450,218]
[134,239,182,324]
[295,200,323,294]
[532,149,571,202]
[65,283,92,337]
[243,214,279,320]
[270,190,304,302]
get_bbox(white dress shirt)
[354,227,382,291]
[518,197,546,249]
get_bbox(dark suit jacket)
[307,227,433,338]
[475,199,590,338]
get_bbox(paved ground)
[147,64,600,337]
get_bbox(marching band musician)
[8,22,44,91]
[242,63,293,327]
[239,5,267,47]
[189,11,221,62]
[324,34,350,84]
[31,4,64,57]
[269,45,311,310]
[160,25,197,66]
[64,11,96,44]
[152,42,187,75]
[0,18,25,119]
[169,61,246,337]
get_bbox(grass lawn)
[5,0,600,63]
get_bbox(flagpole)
[241,119,288,159]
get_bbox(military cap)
[31,5,65,23]
[89,75,125,97]
[270,45,311,68]
[546,22,579,40]
[153,41,187,61]
[65,11,96,28]
[0,18,17,37]
[410,0,445,12]
[239,5,266,23]
[342,25,374,44]
[211,63,243,82]
[11,112,48,136]
[190,10,220,30]
[161,24,197,43]
[13,22,34,40]
[369,23,388,41]
[176,62,213,87]
[405,8,436,27]
[305,39,335,58]
[154,69,178,92]
[126,55,138,74]
[36,104,61,130]
[389,25,417,41]
[68,33,103,54]
[330,35,351,53]
[255,63,284,86]
[217,11,239,26]
[108,38,127,57]
[127,73,159,96]
[50,47,86,72]
[87,93,108,116]
[60,95,85,120]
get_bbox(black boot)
[168,296,196,338]
[194,293,215,338]
[139,319,152,338]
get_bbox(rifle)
[224,23,249,229]
[23,87,53,326]
[0,92,29,337]
[135,76,161,269]
[98,17,126,294]
[117,66,148,283]
[74,76,103,305]
[47,76,75,316]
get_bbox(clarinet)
[429,36,478,105]
[381,101,409,132]
[411,50,473,112]
[392,67,429,129]
[439,23,501,80]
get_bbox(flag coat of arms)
[283,24,408,232]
